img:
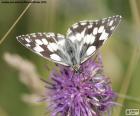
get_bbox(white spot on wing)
[42,38,48,45]
[31,33,36,37]
[35,39,43,45]
[51,43,58,51]
[86,46,96,56]
[48,33,55,36]
[73,24,78,28]
[38,32,42,36]
[47,44,53,52]
[90,35,95,44]
[25,44,31,47]
[98,26,104,33]
[68,35,76,42]
[84,34,95,44]
[47,33,55,37]
[88,24,92,29]
[102,19,105,23]
[109,20,114,26]
[80,22,86,25]
[110,26,115,30]
[76,33,82,41]
[99,30,109,41]
[18,36,21,38]
[84,35,91,44]
[50,54,61,61]
[34,45,44,52]
[57,34,64,38]
[47,43,58,52]
[93,27,98,35]
[76,28,86,41]
[25,38,30,43]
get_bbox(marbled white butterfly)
[17,15,122,72]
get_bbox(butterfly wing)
[66,15,122,63]
[17,32,70,66]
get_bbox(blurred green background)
[0,0,140,116]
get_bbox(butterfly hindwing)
[17,15,122,69]
[66,15,122,63]
[16,32,69,66]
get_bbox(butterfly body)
[17,15,122,71]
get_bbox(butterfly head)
[72,64,81,73]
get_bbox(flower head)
[44,57,116,116]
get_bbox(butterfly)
[17,15,122,72]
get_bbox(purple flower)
[44,56,116,116]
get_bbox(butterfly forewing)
[17,15,122,70]
[67,15,122,63]
[16,32,69,66]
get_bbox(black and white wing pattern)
[17,15,122,69]
[67,15,122,63]
[16,32,70,66]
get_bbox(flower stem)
[0,1,33,45]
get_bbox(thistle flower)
[44,56,116,116]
